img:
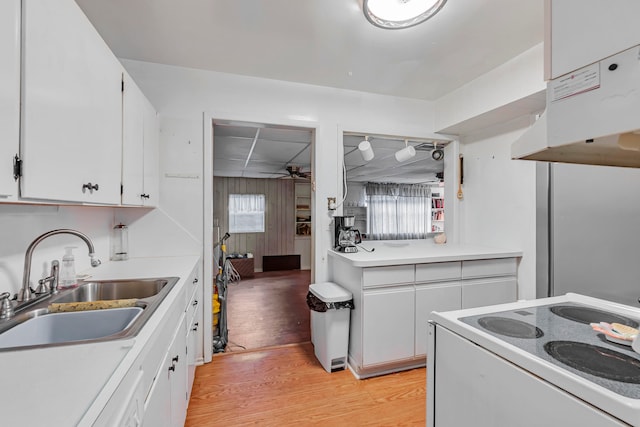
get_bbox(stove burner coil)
[550,305,639,328]
[544,341,640,384]
[477,316,543,339]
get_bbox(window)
[229,194,265,233]
[366,183,432,240]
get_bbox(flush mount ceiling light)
[358,136,375,161]
[395,139,416,162]
[360,0,447,30]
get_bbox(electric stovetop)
[460,302,640,399]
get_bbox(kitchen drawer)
[462,258,517,279]
[362,265,414,288]
[184,266,199,307]
[186,284,200,324]
[416,262,461,283]
[461,277,517,309]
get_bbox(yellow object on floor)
[213,294,220,326]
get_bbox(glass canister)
[111,223,129,261]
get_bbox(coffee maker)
[334,216,362,253]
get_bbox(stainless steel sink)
[0,276,179,351]
[0,307,143,349]
[53,278,170,303]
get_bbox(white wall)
[0,205,113,296]
[0,204,200,297]
[122,59,437,283]
[457,116,538,300]
[0,56,541,301]
[435,43,545,132]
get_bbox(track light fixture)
[432,145,444,161]
[395,139,416,162]
[358,136,375,162]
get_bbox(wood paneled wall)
[213,177,295,272]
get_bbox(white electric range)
[427,293,640,427]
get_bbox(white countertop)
[328,240,522,267]
[0,255,200,426]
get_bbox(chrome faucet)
[18,229,102,302]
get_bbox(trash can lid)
[309,282,352,303]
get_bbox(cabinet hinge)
[13,154,22,180]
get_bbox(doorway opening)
[210,119,315,354]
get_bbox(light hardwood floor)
[186,342,427,426]
[195,269,427,425]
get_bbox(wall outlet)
[327,197,337,210]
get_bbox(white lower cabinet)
[93,368,145,427]
[91,261,202,427]
[330,256,518,377]
[144,314,187,427]
[362,286,415,366]
[415,282,461,357]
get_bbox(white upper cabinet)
[20,0,123,204]
[122,72,159,207]
[546,0,640,79]
[0,0,20,198]
[122,73,145,206]
[142,95,160,207]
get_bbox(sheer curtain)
[366,183,431,240]
[229,194,265,233]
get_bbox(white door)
[121,72,145,206]
[362,286,414,366]
[0,0,20,198]
[548,0,640,78]
[142,96,159,207]
[21,0,122,204]
[415,282,460,356]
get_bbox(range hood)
[512,44,640,168]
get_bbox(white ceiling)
[212,121,447,183]
[75,0,543,183]
[213,121,313,179]
[75,0,544,101]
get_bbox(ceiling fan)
[282,165,310,179]
[257,165,310,179]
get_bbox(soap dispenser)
[59,246,77,289]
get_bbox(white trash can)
[307,282,353,373]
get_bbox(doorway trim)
[202,111,318,361]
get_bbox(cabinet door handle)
[192,322,199,331]
[192,300,198,306]
[82,182,99,193]
[192,277,199,284]
[140,193,150,199]
[168,354,179,372]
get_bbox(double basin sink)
[0,277,179,351]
